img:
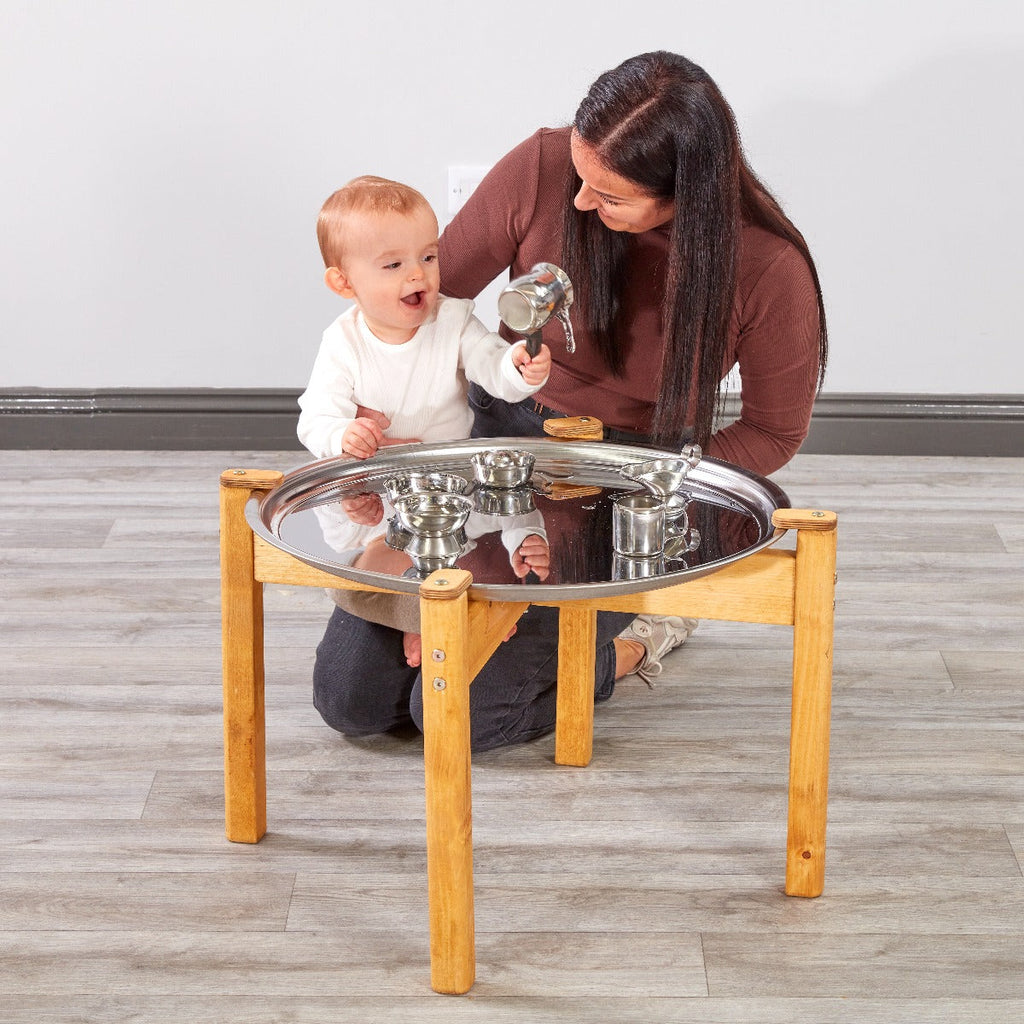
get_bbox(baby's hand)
[352,405,419,447]
[342,416,386,459]
[340,492,383,526]
[513,342,552,386]
[512,533,551,580]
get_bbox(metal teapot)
[497,262,575,356]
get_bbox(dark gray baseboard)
[0,389,307,451]
[798,394,1024,457]
[1,388,1022,456]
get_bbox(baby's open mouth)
[401,291,425,308]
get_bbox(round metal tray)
[247,438,790,601]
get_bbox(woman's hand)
[512,342,552,386]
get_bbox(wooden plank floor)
[0,449,1021,1022]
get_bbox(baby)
[297,175,551,459]
[298,175,552,666]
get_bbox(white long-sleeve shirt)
[297,296,544,459]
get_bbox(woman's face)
[570,131,674,234]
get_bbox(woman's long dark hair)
[562,51,828,450]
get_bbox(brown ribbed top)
[439,127,822,476]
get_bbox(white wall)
[2,0,1021,393]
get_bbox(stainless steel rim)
[247,438,791,601]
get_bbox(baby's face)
[340,205,440,344]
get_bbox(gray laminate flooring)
[0,450,1021,1023]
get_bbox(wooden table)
[220,464,837,995]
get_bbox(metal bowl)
[384,472,469,504]
[392,492,473,536]
[385,514,413,551]
[404,531,467,559]
[406,551,462,578]
[473,485,536,516]
[470,449,536,489]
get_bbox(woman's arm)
[439,130,548,299]
[709,244,822,475]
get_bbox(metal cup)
[612,552,667,580]
[612,493,667,557]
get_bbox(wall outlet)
[447,165,490,217]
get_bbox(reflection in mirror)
[259,439,787,597]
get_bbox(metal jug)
[497,263,575,355]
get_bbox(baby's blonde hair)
[317,175,433,268]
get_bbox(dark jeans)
[467,382,656,446]
[313,604,633,752]
[310,387,638,752]
[468,383,553,439]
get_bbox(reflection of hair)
[550,493,616,584]
[317,176,434,267]
[562,51,828,450]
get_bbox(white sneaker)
[618,615,698,686]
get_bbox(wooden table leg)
[779,510,838,896]
[219,469,282,844]
[555,605,598,767]
[419,570,476,995]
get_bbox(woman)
[441,50,826,468]
[312,51,827,751]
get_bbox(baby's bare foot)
[403,632,422,668]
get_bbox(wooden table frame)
[220,467,837,995]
